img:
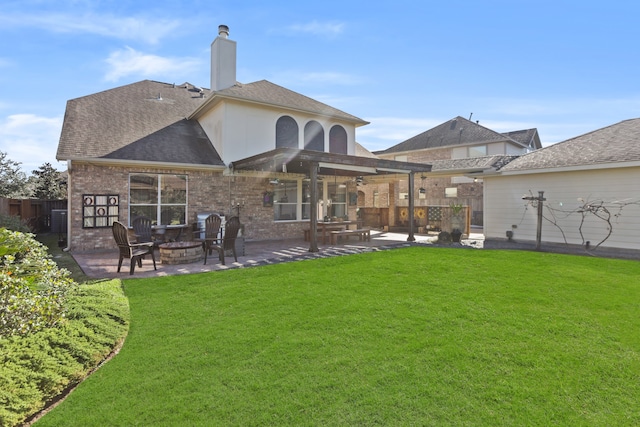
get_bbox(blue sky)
[1,0,639,174]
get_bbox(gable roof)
[502,128,542,150]
[375,116,530,155]
[56,80,224,167]
[190,80,369,125]
[499,118,640,172]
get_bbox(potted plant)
[449,203,465,241]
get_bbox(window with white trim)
[129,173,187,225]
[327,181,347,218]
[445,187,458,198]
[273,179,335,221]
[273,180,298,221]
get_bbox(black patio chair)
[132,216,154,243]
[112,221,157,275]
[194,213,222,259]
[205,216,241,265]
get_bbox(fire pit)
[158,241,203,264]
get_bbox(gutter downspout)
[63,159,72,252]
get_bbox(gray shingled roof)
[430,155,519,174]
[57,80,224,166]
[499,118,640,172]
[502,128,542,150]
[197,80,368,125]
[375,116,529,155]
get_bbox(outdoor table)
[316,221,353,244]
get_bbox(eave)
[189,92,369,127]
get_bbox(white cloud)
[104,47,202,82]
[0,12,182,44]
[0,114,64,173]
[286,21,345,37]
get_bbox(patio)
[72,229,485,279]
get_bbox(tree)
[0,151,28,198]
[29,162,66,200]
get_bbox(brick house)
[368,116,541,232]
[56,25,430,252]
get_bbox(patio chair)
[194,213,222,259]
[205,216,241,265]
[132,216,157,246]
[112,221,157,275]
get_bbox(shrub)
[437,230,452,243]
[0,279,129,427]
[0,214,31,233]
[0,228,75,337]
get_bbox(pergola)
[229,148,432,252]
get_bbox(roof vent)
[218,25,229,39]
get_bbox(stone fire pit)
[158,241,203,264]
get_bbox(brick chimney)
[211,25,236,91]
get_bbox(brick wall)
[68,164,344,251]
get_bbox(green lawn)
[36,247,640,426]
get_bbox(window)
[329,125,347,154]
[468,145,487,157]
[273,179,337,221]
[302,180,323,220]
[304,121,324,151]
[276,116,298,149]
[273,180,298,221]
[445,187,458,198]
[82,194,119,228]
[327,181,347,218]
[129,174,187,225]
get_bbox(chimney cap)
[218,25,229,38]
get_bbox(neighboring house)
[483,118,640,256]
[367,116,541,230]
[56,25,429,251]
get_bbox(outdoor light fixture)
[419,175,426,194]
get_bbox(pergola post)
[308,162,319,252]
[407,172,416,242]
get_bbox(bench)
[330,228,371,245]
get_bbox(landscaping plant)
[0,228,129,426]
[0,228,74,337]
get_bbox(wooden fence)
[0,198,67,232]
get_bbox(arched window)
[276,116,298,149]
[304,121,324,151]
[329,125,347,154]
